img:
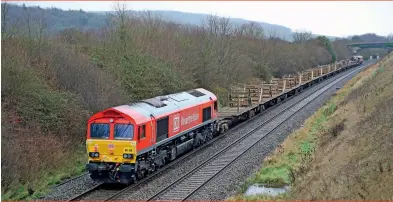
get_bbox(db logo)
[173,114,180,132]
[108,143,114,150]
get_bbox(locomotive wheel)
[193,139,201,149]
[204,129,213,142]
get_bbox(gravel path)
[41,62,371,201]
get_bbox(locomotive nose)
[86,140,137,163]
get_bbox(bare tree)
[35,8,47,53]
[292,29,313,44]
[1,2,19,40]
[22,4,32,40]
[387,33,393,42]
[140,11,164,39]
[237,21,264,39]
[110,1,132,54]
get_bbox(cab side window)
[139,125,146,140]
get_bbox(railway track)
[67,76,299,201]
[145,63,369,201]
[68,62,370,201]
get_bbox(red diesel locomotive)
[85,88,219,184]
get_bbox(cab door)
[136,119,154,152]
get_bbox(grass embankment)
[1,39,128,200]
[231,54,393,200]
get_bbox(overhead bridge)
[346,42,393,54]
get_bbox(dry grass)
[232,53,393,200]
[290,55,393,199]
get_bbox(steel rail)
[146,63,370,201]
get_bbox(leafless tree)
[109,1,132,54]
[35,8,47,53]
[22,4,32,40]
[292,29,313,44]
[387,33,393,42]
[1,2,19,40]
[237,21,264,39]
[140,11,164,38]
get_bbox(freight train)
[351,55,364,64]
[85,59,363,184]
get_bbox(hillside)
[231,53,393,200]
[2,3,346,41]
[290,54,393,200]
[98,10,294,40]
[1,3,390,200]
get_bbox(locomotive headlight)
[89,152,99,158]
[123,154,133,159]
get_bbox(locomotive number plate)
[124,148,133,152]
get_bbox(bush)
[1,39,90,199]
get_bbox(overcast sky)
[13,1,393,37]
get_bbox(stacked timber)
[229,85,250,108]
[227,59,351,109]
[312,67,322,78]
[322,65,331,74]
[302,70,314,82]
[283,75,297,90]
[295,73,303,86]
[261,81,280,102]
[271,78,286,93]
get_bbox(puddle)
[244,183,289,196]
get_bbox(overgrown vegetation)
[1,2,390,200]
[231,53,393,200]
[317,35,337,63]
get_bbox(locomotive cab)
[85,88,218,184]
[85,109,140,184]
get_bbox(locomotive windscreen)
[90,123,110,139]
[114,124,134,140]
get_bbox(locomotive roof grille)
[187,89,205,97]
[139,97,167,108]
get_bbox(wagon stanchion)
[237,94,240,113]
[248,88,252,107]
